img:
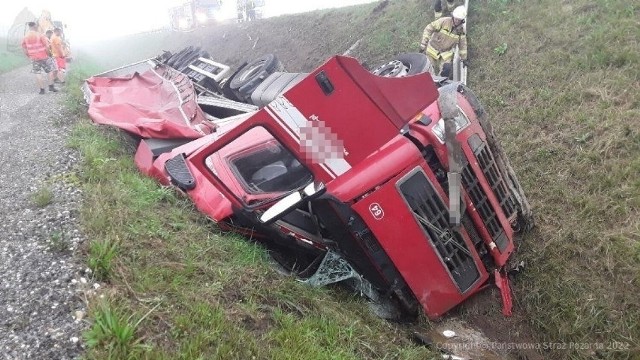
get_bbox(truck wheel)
[229,54,283,102]
[175,47,202,72]
[165,51,180,67]
[166,46,193,68]
[371,53,433,77]
[170,46,199,70]
[458,83,486,118]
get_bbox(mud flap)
[494,268,513,316]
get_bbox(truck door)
[188,118,317,211]
[262,55,439,178]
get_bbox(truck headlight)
[432,113,470,143]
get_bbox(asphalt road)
[0,66,88,359]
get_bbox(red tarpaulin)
[86,69,214,139]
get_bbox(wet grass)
[469,0,639,358]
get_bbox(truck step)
[165,153,196,191]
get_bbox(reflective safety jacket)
[51,34,65,58]
[21,30,49,61]
[421,17,467,61]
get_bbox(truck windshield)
[206,126,313,203]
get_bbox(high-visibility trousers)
[426,46,453,77]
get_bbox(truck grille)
[463,135,512,251]
[473,142,518,218]
[399,170,479,292]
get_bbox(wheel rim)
[238,60,266,81]
[372,60,409,77]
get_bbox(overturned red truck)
[84,49,533,319]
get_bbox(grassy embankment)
[358,2,639,358]
[63,0,638,358]
[470,0,639,358]
[0,37,28,73]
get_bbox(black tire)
[165,51,181,67]
[175,47,203,72]
[167,47,187,67]
[159,50,173,65]
[229,54,283,101]
[221,61,249,102]
[166,46,192,68]
[170,46,198,70]
[371,53,433,77]
[458,83,486,118]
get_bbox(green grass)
[470,0,639,358]
[87,238,120,281]
[48,230,70,253]
[31,186,54,207]
[64,64,435,359]
[351,1,431,67]
[0,39,27,73]
[84,301,154,359]
[63,57,102,116]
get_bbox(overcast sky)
[0,0,378,45]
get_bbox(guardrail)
[452,0,469,84]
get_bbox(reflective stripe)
[427,46,454,61]
[439,29,460,41]
[23,33,48,59]
[440,51,455,61]
[25,41,46,54]
[426,46,440,59]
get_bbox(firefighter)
[237,0,245,22]
[50,28,66,84]
[419,5,467,79]
[247,0,256,21]
[433,0,459,19]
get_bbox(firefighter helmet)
[452,6,467,20]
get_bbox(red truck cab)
[133,55,533,319]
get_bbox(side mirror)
[260,182,325,224]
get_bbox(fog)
[0,0,377,45]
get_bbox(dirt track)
[0,67,87,359]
